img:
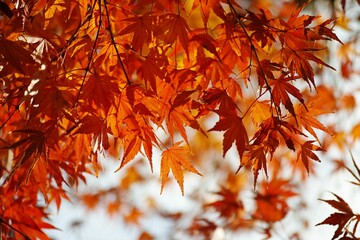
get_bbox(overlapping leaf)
[271,74,304,118]
[209,112,249,159]
[0,0,349,238]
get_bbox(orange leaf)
[157,13,191,55]
[191,33,221,61]
[250,100,272,126]
[74,115,110,152]
[81,74,120,113]
[296,101,333,142]
[255,179,296,222]
[240,146,268,188]
[81,194,100,209]
[160,142,201,195]
[124,208,143,225]
[205,186,244,225]
[119,12,155,52]
[118,132,142,170]
[6,129,46,185]
[141,50,168,91]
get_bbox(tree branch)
[103,0,131,86]
[72,0,102,108]
[227,1,280,117]
[0,217,31,240]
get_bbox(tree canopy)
[1,0,360,239]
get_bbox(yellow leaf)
[340,94,356,110]
[251,101,272,126]
[351,123,360,140]
[45,0,65,20]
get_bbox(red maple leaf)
[209,112,249,158]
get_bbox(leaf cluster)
[0,0,357,238]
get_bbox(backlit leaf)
[160,142,201,195]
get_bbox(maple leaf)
[205,186,251,229]
[0,39,37,74]
[200,88,237,113]
[188,218,217,239]
[81,74,120,113]
[111,87,159,171]
[271,73,304,118]
[255,179,296,222]
[118,131,142,170]
[5,129,47,184]
[166,107,203,144]
[282,47,335,88]
[140,48,168,91]
[190,33,221,61]
[81,193,100,209]
[209,113,249,159]
[239,145,268,188]
[191,0,222,27]
[124,207,143,225]
[138,231,154,240]
[295,100,333,142]
[297,141,324,173]
[250,101,272,127]
[0,184,56,240]
[205,186,242,218]
[192,0,240,27]
[157,13,191,56]
[74,114,110,153]
[0,0,350,238]
[252,117,301,152]
[160,142,201,195]
[314,18,343,44]
[317,193,357,240]
[106,201,121,216]
[28,83,70,119]
[119,12,155,52]
[170,90,197,110]
[142,81,205,144]
[342,151,360,186]
[246,8,277,48]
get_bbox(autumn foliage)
[1,0,360,239]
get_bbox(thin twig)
[58,1,96,61]
[0,217,31,240]
[103,0,131,86]
[240,90,267,119]
[0,108,16,130]
[227,1,281,117]
[72,0,103,107]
